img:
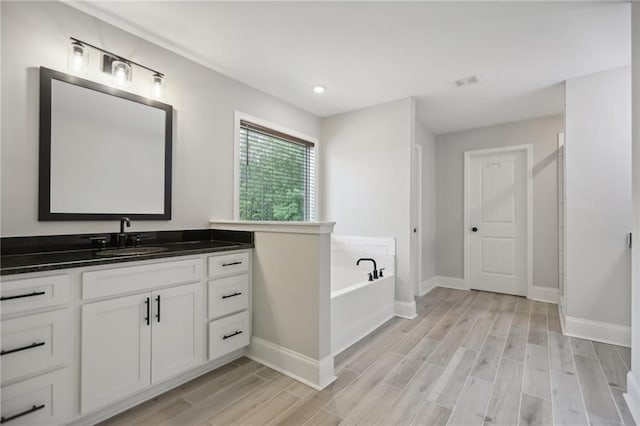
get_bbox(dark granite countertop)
[1,229,253,276]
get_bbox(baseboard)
[561,314,631,347]
[247,337,336,390]
[419,276,438,296]
[394,299,417,319]
[528,286,560,304]
[625,372,640,425]
[434,276,466,289]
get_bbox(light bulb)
[111,60,131,87]
[151,73,164,99]
[312,85,326,94]
[67,41,88,74]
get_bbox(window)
[238,119,316,221]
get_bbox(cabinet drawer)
[82,258,203,300]
[1,368,71,426]
[1,275,70,317]
[1,309,71,384]
[208,275,249,320]
[208,252,249,278]
[208,311,250,360]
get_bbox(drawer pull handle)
[155,295,161,323]
[1,341,45,356]
[222,261,242,267]
[222,292,242,299]
[0,291,45,301]
[1,404,45,423]
[223,330,243,340]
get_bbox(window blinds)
[239,120,316,221]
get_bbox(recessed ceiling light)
[312,85,326,94]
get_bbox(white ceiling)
[70,1,631,134]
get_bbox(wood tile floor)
[100,287,635,426]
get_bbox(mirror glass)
[40,68,172,220]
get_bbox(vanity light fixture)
[111,60,131,87]
[312,85,326,94]
[67,40,89,75]
[152,73,164,99]
[68,37,166,95]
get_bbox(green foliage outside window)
[239,127,314,221]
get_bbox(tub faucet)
[356,258,378,279]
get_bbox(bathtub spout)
[356,258,378,279]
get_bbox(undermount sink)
[96,246,170,257]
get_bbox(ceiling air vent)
[453,74,482,88]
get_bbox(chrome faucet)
[118,217,131,247]
[356,258,378,280]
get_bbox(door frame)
[463,144,533,297]
[411,144,423,296]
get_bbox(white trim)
[625,373,640,425]
[394,299,417,319]
[68,350,245,426]
[463,144,534,297]
[233,111,242,220]
[210,220,335,235]
[558,295,567,333]
[559,313,631,347]
[559,306,567,334]
[528,286,560,304]
[434,276,466,289]
[233,111,320,221]
[412,144,423,296]
[430,278,559,304]
[247,337,335,390]
[419,276,438,296]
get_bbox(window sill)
[209,220,336,235]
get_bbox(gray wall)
[435,114,564,288]
[251,231,331,361]
[565,67,631,327]
[320,99,413,304]
[1,1,320,236]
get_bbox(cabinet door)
[81,293,151,414]
[151,282,204,383]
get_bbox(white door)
[466,146,530,296]
[151,282,204,383]
[81,293,151,413]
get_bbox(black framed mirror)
[39,67,173,220]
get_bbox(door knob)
[471,227,478,232]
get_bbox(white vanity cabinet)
[81,281,204,413]
[1,248,252,425]
[206,252,251,360]
[79,257,206,414]
[0,274,73,426]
